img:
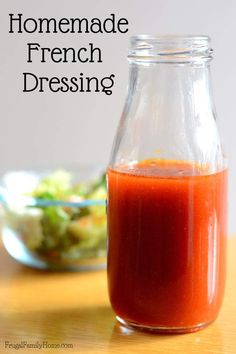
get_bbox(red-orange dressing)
[107,161,227,329]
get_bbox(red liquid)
[107,161,227,332]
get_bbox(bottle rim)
[128,35,213,63]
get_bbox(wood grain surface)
[0,239,235,354]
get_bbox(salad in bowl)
[0,167,107,270]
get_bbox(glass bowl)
[0,166,107,271]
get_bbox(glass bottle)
[107,35,227,333]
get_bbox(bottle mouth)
[128,35,213,63]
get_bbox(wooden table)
[0,239,235,354]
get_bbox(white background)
[0,0,235,234]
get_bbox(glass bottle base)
[116,316,212,334]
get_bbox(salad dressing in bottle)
[107,35,227,333]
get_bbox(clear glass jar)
[107,35,227,333]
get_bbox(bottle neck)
[128,61,214,122]
[109,35,225,172]
[128,35,212,64]
[109,59,224,172]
